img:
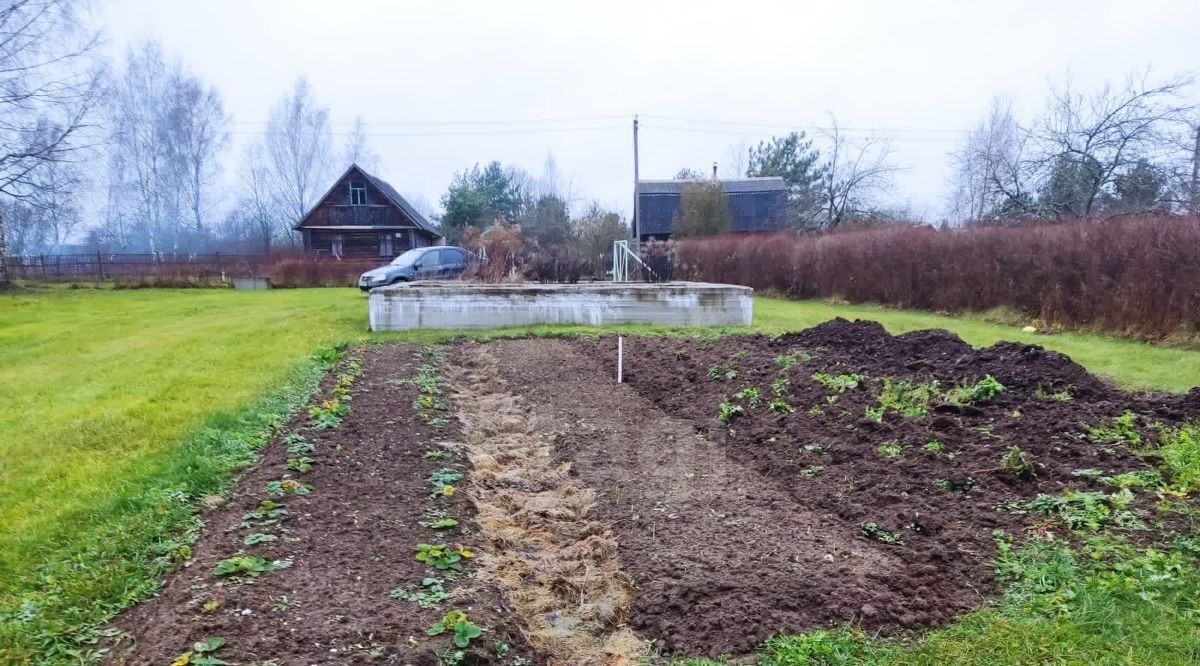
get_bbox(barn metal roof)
[636,177,787,195]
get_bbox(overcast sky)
[92,0,1200,221]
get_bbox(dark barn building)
[634,177,788,242]
[296,164,442,257]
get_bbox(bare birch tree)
[263,77,334,244]
[818,118,901,229]
[0,0,102,286]
[342,115,379,172]
[947,96,1033,222]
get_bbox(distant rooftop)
[636,177,787,195]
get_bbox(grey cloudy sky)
[93,0,1200,220]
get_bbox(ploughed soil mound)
[108,346,531,665]
[559,320,1199,656]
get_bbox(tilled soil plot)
[108,346,531,665]
[569,320,1200,655]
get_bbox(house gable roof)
[636,177,787,196]
[295,163,441,236]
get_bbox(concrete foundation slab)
[368,281,753,331]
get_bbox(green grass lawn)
[1,285,1197,663]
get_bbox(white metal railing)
[612,239,657,282]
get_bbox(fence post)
[39,254,46,277]
[215,251,222,276]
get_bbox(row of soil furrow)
[108,346,529,665]
[478,338,957,658]
[448,343,644,665]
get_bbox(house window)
[379,234,393,256]
[332,234,344,257]
[349,181,367,205]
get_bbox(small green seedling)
[427,610,484,648]
[429,469,464,493]
[876,378,940,419]
[1084,411,1142,447]
[770,377,790,397]
[803,444,828,454]
[768,398,794,414]
[243,533,278,546]
[242,500,286,524]
[944,375,1005,406]
[423,449,445,461]
[718,401,744,423]
[391,577,451,608]
[734,387,762,406]
[812,372,863,393]
[921,440,942,455]
[212,555,290,578]
[430,518,459,530]
[999,445,1038,480]
[801,466,825,478]
[707,364,738,382]
[877,442,903,459]
[860,522,904,545]
[266,479,313,497]
[932,477,976,493]
[864,406,885,423]
[284,434,314,455]
[286,456,315,473]
[415,543,473,571]
[172,636,228,666]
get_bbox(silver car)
[358,246,473,291]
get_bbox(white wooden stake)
[617,336,624,384]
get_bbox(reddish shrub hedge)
[673,216,1200,340]
[268,257,379,288]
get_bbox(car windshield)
[389,248,428,267]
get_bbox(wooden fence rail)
[3,253,385,282]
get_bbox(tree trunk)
[0,212,9,288]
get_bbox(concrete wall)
[368,281,753,331]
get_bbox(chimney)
[712,162,718,179]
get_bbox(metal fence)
[3,252,384,281]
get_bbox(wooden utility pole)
[633,115,640,242]
[1190,124,1200,216]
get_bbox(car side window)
[423,249,442,267]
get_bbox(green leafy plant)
[286,456,315,473]
[1035,385,1074,402]
[266,479,313,497]
[734,386,762,406]
[770,377,790,397]
[864,406,885,423]
[427,610,484,648]
[812,372,863,393]
[768,398,794,414]
[212,555,290,578]
[1006,491,1142,532]
[171,636,229,666]
[922,440,943,455]
[391,577,451,608]
[944,375,1006,406]
[807,405,825,416]
[773,350,813,370]
[932,477,976,493]
[877,442,903,459]
[429,469,464,493]
[707,364,738,382]
[1084,411,1143,447]
[242,500,286,524]
[415,543,473,571]
[309,398,349,430]
[876,378,940,419]
[242,532,278,546]
[430,518,460,530]
[284,433,314,456]
[803,444,828,454]
[999,445,1038,480]
[801,465,825,478]
[717,401,744,422]
[1155,420,1200,489]
[860,522,904,545]
[423,449,445,461]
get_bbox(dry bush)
[267,257,377,288]
[463,222,524,283]
[113,273,227,289]
[673,215,1200,340]
[521,246,596,283]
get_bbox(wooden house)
[634,177,788,241]
[296,164,442,257]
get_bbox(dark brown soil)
[481,323,1199,658]
[108,345,530,666]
